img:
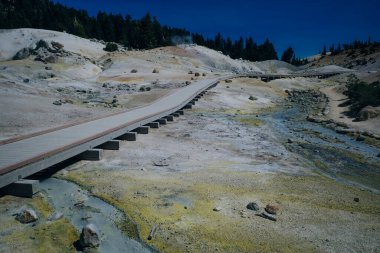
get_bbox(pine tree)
[321,45,327,56]
[281,47,295,63]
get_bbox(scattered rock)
[188,71,193,74]
[23,78,30,83]
[79,223,100,248]
[153,159,169,167]
[239,210,247,218]
[213,207,222,212]
[185,81,191,85]
[246,202,260,211]
[226,86,230,88]
[48,211,64,221]
[15,209,38,224]
[13,48,32,60]
[358,106,380,121]
[287,139,293,144]
[265,204,279,215]
[354,197,359,202]
[202,73,207,76]
[45,66,52,70]
[131,69,138,73]
[152,68,159,73]
[225,79,232,83]
[194,72,200,77]
[51,41,64,50]
[248,96,257,101]
[44,55,58,63]
[35,39,50,50]
[53,100,62,106]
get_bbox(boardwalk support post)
[80,149,103,161]
[134,126,149,134]
[0,179,40,198]
[117,132,137,141]
[97,140,120,150]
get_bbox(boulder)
[265,204,279,215]
[15,209,38,224]
[358,106,380,121]
[51,41,64,50]
[79,223,100,248]
[246,202,260,211]
[13,48,32,60]
[44,55,58,63]
[35,40,50,50]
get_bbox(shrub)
[104,42,118,52]
[343,75,380,117]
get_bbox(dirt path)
[320,85,380,136]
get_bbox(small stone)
[16,209,38,224]
[213,207,222,212]
[152,68,159,73]
[225,79,232,83]
[131,69,138,73]
[249,96,257,101]
[265,204,279,215]
[194,72,200,77]
[53,100,62,106]
[23,78,30,83]
[246,202,260,211]
[48,211,64,221]
[287,139,293,144]
[377,153,380,158]
[80,223,100,248]
[45,66,52,70]
[226,86,230,88]
[354,197,359,202]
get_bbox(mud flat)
[56,78,380,252]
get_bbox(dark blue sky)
[53,0,380,58]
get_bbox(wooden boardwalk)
[0,72,342,189]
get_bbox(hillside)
[305,44,380,83]
[0,28,300,140]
